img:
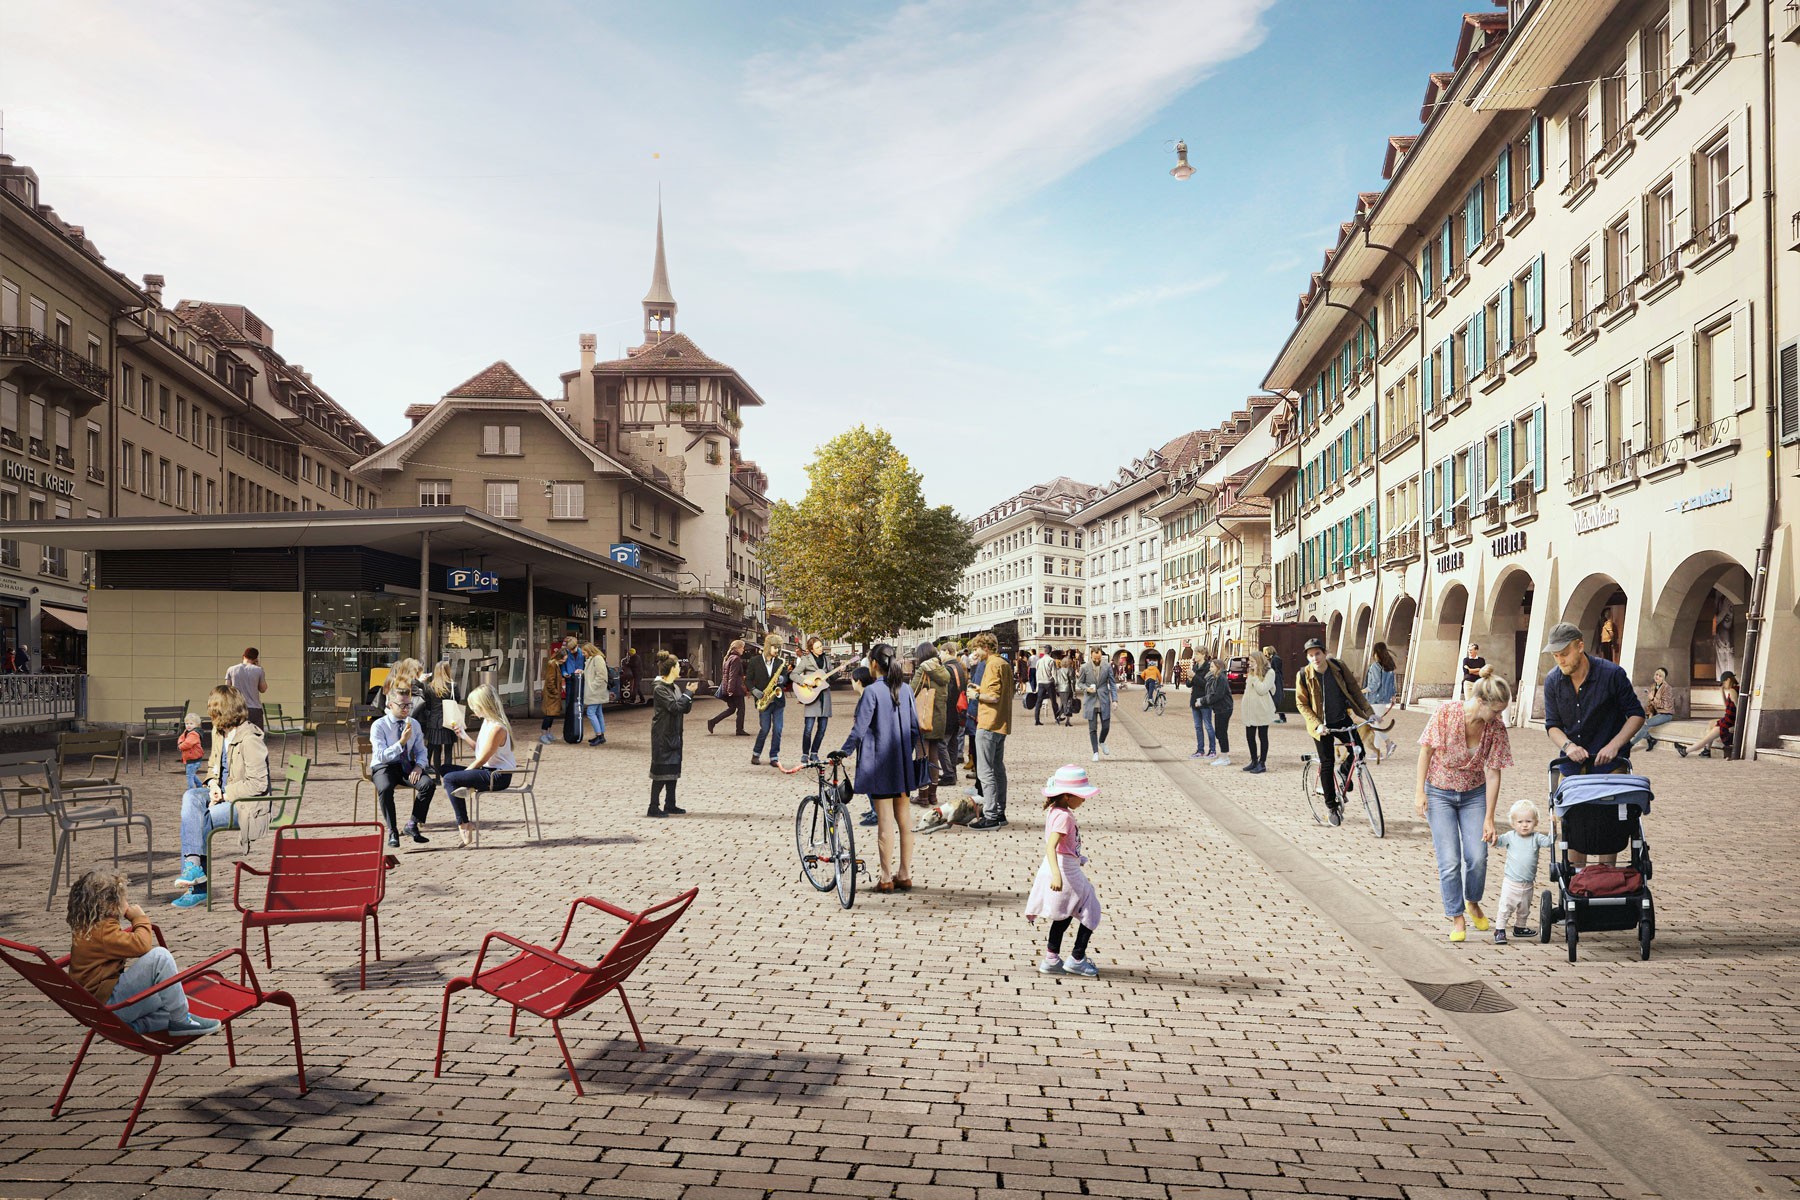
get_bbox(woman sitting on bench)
[441,685,516,848]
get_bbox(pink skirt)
[1025,854,1102,930]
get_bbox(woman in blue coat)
[837,643,924,893]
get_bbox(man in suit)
[744,634,790,768]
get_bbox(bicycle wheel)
[830,803,857,909]
[1153,691,1167,716]
[1356,759,1384,837]
[1300,757,1326,824]
[795,796,835,892]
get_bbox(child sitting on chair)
[178,713,206,789]
[1493,800,1554,944]
[68,871,219,1037]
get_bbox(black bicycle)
[1300,715,1389,837]
[785,751,863,908]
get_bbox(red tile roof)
[595,332,732,375]
[445,361,544,401]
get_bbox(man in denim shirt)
[1542,622,1645,774]
[371,690,438,848]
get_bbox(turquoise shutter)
[1464,184,1480,256]
[1440,459,1454,520]
[1422,349,1436,411]
[1440,339,1455,400]
[1472,309,1487,374]
[1497,284,1514,354]
[1441,219,1454,276]
[1422,244,1435,300]
[1528,256,1545,332]
[1499,425,1515,500]
[1496,146,1511,216]
[1532,403,1547,491]
[1527,116,1543,188]
[1423,467,1436,528]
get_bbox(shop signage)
[569,602,588,619]
[609,543,641,568]
[1491,530,1527,558]
[1574,504,1620,534]
[1436,550,1465,573]
[1674,483,1732,513]
[445,568,499,594]
[1013,604,1033,616]
[2,457,78,497]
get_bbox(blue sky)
[1,0,1457,513]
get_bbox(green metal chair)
[203,755,310,911]
[262,703,321,765]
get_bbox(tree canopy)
[760,425,977,646]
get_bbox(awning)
[1242,444,1299,498]
[40,604,89,633]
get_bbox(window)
[121,363,136,411]
[27,397,44,456]
[177,396,187,438]
[158,386,170,428]
[551,482,585,519]
[1573,396,1593,477]
[481,424,522,455]
[667,379,699,409]
[651,502,663,536]
[52,315,70,348]
[1043,555,1054,574]
[1645,179,1677,275]
[206,478,216,514]
[1604,214,1633,306]
[205,414,216,453]
[1695,134,1731,241]
[329,470,341,498]
[1697,320,1731,426]
[85,424,100,475]
[1691,0,1727,58]
[120,441,135,490]
[485,481,520,519]
[1571,248,1593,322]
[0,279,15,326]
[141,377,152,415]
[176,466,189,510]
[141,449,152,492]
[670,510,680,544]
[28,297,46,335]
[419,480,452,506]
[1569,105,1589,173]
[1641,16,1671,108]
[190,404,201,445]
[158,458,171,504]
[1646,349,1672,447]
[1605,374,1630,463]
[1599,59,1628,152]
[629,491,641,528]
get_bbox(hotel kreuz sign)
[2,456,79,497]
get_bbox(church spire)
[642,199,677,342]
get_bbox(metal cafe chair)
[127,703,189,774]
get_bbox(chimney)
[569,333,599,446]
[142,275,165,307]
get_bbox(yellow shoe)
[1466,905,1490,931]
[1449,926,1467,943]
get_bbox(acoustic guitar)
[791,661,853,706]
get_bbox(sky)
[1,0,1458,515]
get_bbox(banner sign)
[446,568,500,594]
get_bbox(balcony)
[1596,122,1635,173]
[1637,431,1686,479]
[1427,522,1450,551]
[1475,226,1506,266]
[1509,480,1538,522]
[1570,466,1604,500]
[1639,76,1677,132]
[1380,420,1420,461]
[1564,309,1599,350]
[1478,496,1506,533]
[1446,264,1471,297]
[1450,503,1472,542]
[1447,383,1472,415]
[1692,21,1730,74]
[1476,358,1506,393]
[1378,313,1419,362]
[1599,280,1637,328]
[1562,159,1598,207]
[1600,453,1639,493]
[1505,332,1537,373]
[1690,212,1736,269]
[1691,414,1740,463]
[28,437,47,461]
[0,427,20,451]
[1504,190,1536,237]
[0,327,109,413]
[53,446,75,470]
[86,464,106,484]
[1641,248,1682,300]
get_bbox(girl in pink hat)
[1026,765,1103,977]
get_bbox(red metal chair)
[233,822,397,989]
[0,928,305,1147]
[434,888,699,1095]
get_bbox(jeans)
[1088,713,1111,753]
[802,715,829,761]
[179,786,235,860]
[1628,712,1673,748]
[184,761,204,790]
[584,703,606,739]
[1426,784,1490,919]
[1245,725,1269,767]
[1192,706,1216,755]
[110,946,191,1033]
[440,767,513,823]
[373,763,438,832]
[975,729,1007,819]
[1143,680,1159,708]
[926,737,954,787]
[754,704,785,762]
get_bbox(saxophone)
[754,651,792,712]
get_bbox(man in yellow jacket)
[969,632,1013,829]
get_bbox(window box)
[1475,228,1506,266]
[1477,361,1507,394]
[1637,435,1687,481]
[1688,213,1737,272]
[1637,82,1679,137]
[1446,266,1471,297]
[1562,160,1598,209]
[1640,250,1683,302]
[1600,457,1640,494]
[1564,311,1599,352]
[1503,191,1536,237]
[1596,125,1635,175]
[1505,333,1537,373]
[1447,384,1472,416]
[1689,415,1740,464]
[1599,283,1637,330]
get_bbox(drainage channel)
[1126,717,1780,1200]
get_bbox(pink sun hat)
[1042,764,1099,800]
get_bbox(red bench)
[233,822,397,989]
[435,889,698,1095]
[0,929,305,1146]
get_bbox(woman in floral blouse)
[1414,667,1515,942]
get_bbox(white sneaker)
[1101,744,1111,757]
[1092,752,1100,762]
[1210,755,1232,766]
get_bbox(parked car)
[1225,656,1250,695]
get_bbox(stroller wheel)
[1538,891,1554,943]
[1566,921,1579,963]
[1639,905,1655,961]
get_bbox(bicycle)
[1145,686,1167,716]
[1299,714,1391,837]
[784,751,864,908]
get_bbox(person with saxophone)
[745,633,791,769]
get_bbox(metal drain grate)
[1406,979,1517,1013]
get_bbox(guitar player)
[745,634,791,768]
[796,636,834,767]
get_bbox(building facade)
[929,477,1097,648]
[1074,442,1177,662]
[1261,0,1800,749]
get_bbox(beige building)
[1073,441,1177,661]
[1261,0,1799,750]
[557,208,775,678]
[929,476,1097,648]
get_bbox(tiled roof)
[445,361,544,401]
[177,301,250,343]
[594,332,734,375]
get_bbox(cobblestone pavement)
[0,691,1790,1199]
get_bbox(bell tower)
[642,200,677,343]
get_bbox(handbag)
[1023,689,1040,711]
[915,683,937,735]
[714,681,728,701]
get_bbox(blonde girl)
[172,685,270,908]
[581,642,608,746]
[68,871,218,1036]
[420,659,459,775]
[443,684,517,847]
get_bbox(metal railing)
[1643,247,1681,287]
[1694,413,1737,451]
[1641,75,1675,118]
[1450,503,1471,537]
[1601,454,1638,486]
[1563,159,1597,197]
[1379,313,1418,358]
[0,674,85,727]
[1693,211,1734,254]
[1480,496,1505,525]
[1507,332,1536,362]
[1509,480,1537,516]
[1599,120,1633,161]
[1639,432,1683,470]
[1380,420,1419,458]
[0,540,17,569]
[1602,280,1636,315]
[1570,466,1604,498]
[0,327,109,399]
[1565,309,1598,342]
[1694,20,1728,65]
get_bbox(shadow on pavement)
[1100,966,1285,992]
[571,1041,856,1100]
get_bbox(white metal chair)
[464,744,542,847]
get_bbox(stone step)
[1753,745,1800,763]
[1780,734,1800,753]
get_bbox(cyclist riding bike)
[1295,637,1378,826]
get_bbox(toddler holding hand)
[68,870,220,1037]
[1493,799,1553,944]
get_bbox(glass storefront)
[305,591,575,721]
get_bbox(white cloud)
[1097,270,1229,313]
[723,0,1274,271]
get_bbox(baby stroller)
[1539,757,1654,962]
